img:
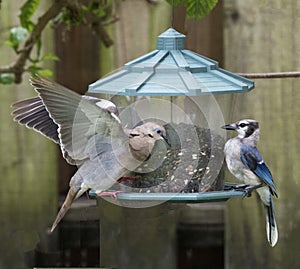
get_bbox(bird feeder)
[89,28,253,96]
[87,28,254,269]
[88,28,253,203]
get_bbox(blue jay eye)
[239,123,248,128]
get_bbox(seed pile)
[120,123,225,193]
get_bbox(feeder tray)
[89,182,245,203]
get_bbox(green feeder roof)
[88,28,254,96]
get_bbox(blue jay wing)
[240,145,277,197]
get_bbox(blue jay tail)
[50,188,79,232]
[265,196,278,247]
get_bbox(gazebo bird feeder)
[87,28,254,269]
[88,28,253,203]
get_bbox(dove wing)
[12,96,60,143]
[30,76,125,165]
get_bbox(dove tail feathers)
[50,188,79,232]
[265,196,278,247]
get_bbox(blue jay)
[222,119,278,247]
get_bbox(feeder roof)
[88,28,254,96]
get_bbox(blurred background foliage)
[0,0,217,84]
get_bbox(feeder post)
[98,198,182,269]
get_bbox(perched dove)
[12,76,168,232]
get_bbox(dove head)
[128,122,168,162]
[140,122,167,141]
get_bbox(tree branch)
[0,0,66,83]
[237,71,300,79]
[85,12,115,48]
[0,0,117,83]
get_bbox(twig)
[0,0,66,83]
[145,0,158,4]
[237,71,300,79]
[85,12,114,48]
[0,0,116,82]
[101,16,119,26]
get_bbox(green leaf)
[19,0,40,31]
[61,4,84,26]
[92,8,106,18]
[165,0,183,6]
[88,1,106,18]
[41,53,59,61]
[165,0,218,19]
[37,69,53,77]
[4,40,16,48]
[27,65,53,78]
[186,0,218,19]
[0,74,15,84]
[35,36,42,60]
[6,27,29,50]
[27,64,41,74]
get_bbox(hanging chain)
[171,0,175,28]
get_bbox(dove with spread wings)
[12,76,168,232]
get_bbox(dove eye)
[154,128,162,135]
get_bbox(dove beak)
[161,134,170,146]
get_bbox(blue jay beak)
[221,124,237,130]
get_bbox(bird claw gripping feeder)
[88,28,254,203]
[88,28,254,269]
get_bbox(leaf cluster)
[166,0,218,19]
[0,0,218,84]
[1,0,116,84]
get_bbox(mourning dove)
[12,76,168,232]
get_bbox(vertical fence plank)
[0,1,57,268]
[224,1,300,268]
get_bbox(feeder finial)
[156,28,185,50]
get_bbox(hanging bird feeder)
[88,28,253,203]
[89,28,254,96]
[86,26,255,269]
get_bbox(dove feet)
[96,190,123,199]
